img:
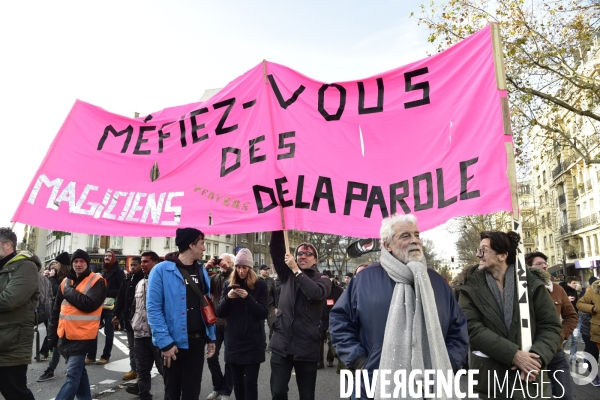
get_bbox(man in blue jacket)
[330,214,468,399]
[147,228,216,400]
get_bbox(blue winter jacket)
[330,264,468,388]
[147,256,216,351]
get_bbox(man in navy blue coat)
[330,214,468,398]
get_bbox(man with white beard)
[330,214,468,399]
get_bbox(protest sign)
[13,24,513,237]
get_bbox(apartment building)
[527,44,600,285]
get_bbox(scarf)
[375,247,454,400]
[485,264,514,334]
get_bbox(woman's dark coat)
[216,278,268,364]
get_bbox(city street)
[18,324,600,400]
[23,324,343,400]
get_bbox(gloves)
[63,279,75,298]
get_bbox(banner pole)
[491,23,532,351]
[279,206,290,253]
[264,59,290,254]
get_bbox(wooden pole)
[491,23,532,351]
[264,59,290,254]
[279,206,290,254]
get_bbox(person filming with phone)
[216,248,268,400]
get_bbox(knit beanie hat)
[235,248,254,268]
[176,228,204,252]
[55,251,71,266]
[294,243,318,260]
[590,276,598,286]
[71,249,90,267]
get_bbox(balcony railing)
[560,224,569,235]
[573,188,579,199]
[558,193,566,205]
[570,219,583,231]
[552,163,564,179]
[523,237,535,245]
[86,247,99,253]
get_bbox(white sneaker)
[206,392,221,400]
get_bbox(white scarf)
[375,247,454,400]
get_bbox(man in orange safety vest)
[48,249,107,400]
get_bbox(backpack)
[36,273,54,324]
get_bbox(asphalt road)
[13,325,600,400]
[21,324,345,400]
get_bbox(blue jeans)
[56,354,92,400]
[567,333,578,360]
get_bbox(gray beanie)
[235,248,254,268]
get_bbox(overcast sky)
[0,0,458,258]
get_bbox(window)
[141,237,151,251]
[595,235,599,255]
[226,246,230,254]
[546,213,551,227]
[526,247,532,254]
[165,237,172,249]
[551,256,555,266]
[214,244,218,256]
[205,242,211,257]
[541,215,545,226]
[110,236,123,249]
[543,236,547,249]
[542,171,546,183]
[591,198,595,214]
[208,215,213,226]
[87,235,100,249]
[549,234,553,245]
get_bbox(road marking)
[99,379,117,384]
[98,328,129,354]
[104,355,159,377]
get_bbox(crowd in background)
[2,216,600,400]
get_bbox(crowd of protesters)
[3,215,600,400]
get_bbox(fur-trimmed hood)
[528,266,551,284]
[451,264,477,288]
[451,263,547,290]
[592,279,600,295]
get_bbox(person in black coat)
[268,231,332,400]
[112,256,144,380]
[318,271,344,369]
[86,250,125,364]
[216,248,268,400]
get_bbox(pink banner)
[13,25,513,237]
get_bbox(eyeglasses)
[476,248,492,257]
[297,251,314,257]
[533,261,548,267]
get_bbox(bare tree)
[416,0,600,165]
[448,213,512,264]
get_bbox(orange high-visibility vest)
[57,273,104,340]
